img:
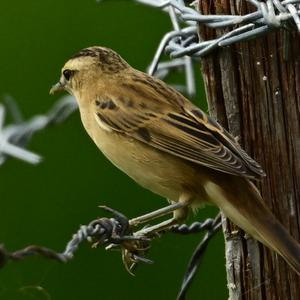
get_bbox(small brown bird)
[50,46,300,274]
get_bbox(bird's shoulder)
[112,69,186,111]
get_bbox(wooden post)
[198,1,300,299]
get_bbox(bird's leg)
[134,209,188,237]
[129,202,186,226]
[130,194,192,237]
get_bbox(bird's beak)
[49,81,65,95]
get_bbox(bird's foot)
[96,206,153,274]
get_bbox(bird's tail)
[204,177,300,275]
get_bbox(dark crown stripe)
[71,48,99,59]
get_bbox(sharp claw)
[118,235,151,242]
[132,254,154,264]
[94,206,155,273]
[122,249,137,276]
[105,244,121,251]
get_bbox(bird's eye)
[63,69,74,81]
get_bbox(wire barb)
[0,206,152,272]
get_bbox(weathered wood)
[198,1,300,299]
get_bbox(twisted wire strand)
[0,95,77,166]
[0,218,105,267]
[177,213,222,300]
[0,212,131,267]
[170,218,216,234]
[0,205,218,270]
[138,0,300,89]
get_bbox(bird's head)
[50,46,129,96]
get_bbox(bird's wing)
[93,73,265,179]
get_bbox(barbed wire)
[138,0,300,94]
[0,205,220,277]
[0,206,152,272]
[139,0,300,58]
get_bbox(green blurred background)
[0,1,227,299]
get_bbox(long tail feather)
[204,177,300,275]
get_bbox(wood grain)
[198,1,300,299]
